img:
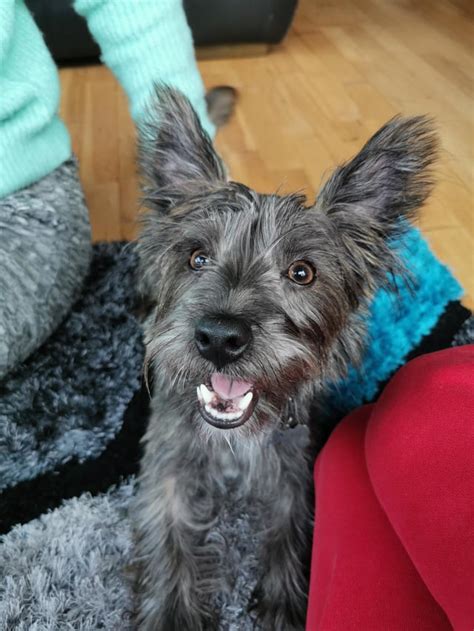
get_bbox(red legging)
[306,346,474,631]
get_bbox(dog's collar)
[272,423,309,447]
[271,396,310,447]
[280,414,302,430]
[280,395,308,429]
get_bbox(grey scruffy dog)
[133,86,437,630]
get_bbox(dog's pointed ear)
[138,85,226,200]
[315,116,437,286]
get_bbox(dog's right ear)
[314,116,437,293]
[138,85,226,203]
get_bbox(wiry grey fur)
[134,86,437,630]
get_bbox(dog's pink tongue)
[211,373,252,400]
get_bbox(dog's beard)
[149,348,315,446]
[145,310,322,438]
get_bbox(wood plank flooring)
[59,0,473,307]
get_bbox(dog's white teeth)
[198,383,254,424]
[237,391,253,411]
[198,384,214,405]
[204,404,242,421]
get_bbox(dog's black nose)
[195,315,252,367]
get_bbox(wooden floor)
[59,0,474,308]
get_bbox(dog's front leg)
[254,442,312,631]
[134,415,218,631]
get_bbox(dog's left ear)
[315,116,437,287]
[138,84,226,198]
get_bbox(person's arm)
[73,0,214,137]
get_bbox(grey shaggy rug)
[453,314,474,347]
[0,242,144,491]
[1,483,136,631]
[0,480,263,631]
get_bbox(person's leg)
[366,346,474,631]
[0,0,91,378]
[73,0,214,136]
[306,406,450,630]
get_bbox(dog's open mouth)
[196,373,257,429]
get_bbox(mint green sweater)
[0,0,213,198]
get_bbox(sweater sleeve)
[73,0,214,137]
[0,0,71,197]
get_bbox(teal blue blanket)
[327,228,463,416]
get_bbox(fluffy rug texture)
[0,233,471,630]
[0,479,266,631]
[0,242,144,491]
[453,314,474,347]
[0,483,136,631]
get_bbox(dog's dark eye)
[189,249,210,271]
[287,260,316,286]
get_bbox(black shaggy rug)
[0,240,471,630]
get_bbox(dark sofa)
[25,0,298,63]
